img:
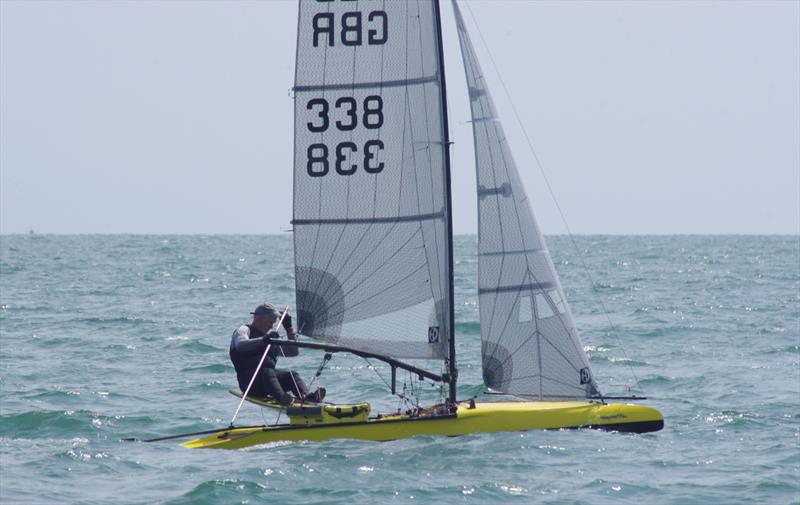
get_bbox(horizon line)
[1,232,798,237]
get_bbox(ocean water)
[0,234,797,504]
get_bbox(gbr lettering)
[312,7,388,47]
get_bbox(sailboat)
[182,0,663,450]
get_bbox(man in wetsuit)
[229,303,325,406]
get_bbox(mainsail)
[453,1,600,400]
[292,1,454,364]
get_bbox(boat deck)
[182,401,664,449]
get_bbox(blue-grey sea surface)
[1,235,798,504]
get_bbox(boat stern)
[587,403,664,433]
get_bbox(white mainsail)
[292,0,453,362]
[453,1,600,400]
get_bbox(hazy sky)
[1,0,798,235]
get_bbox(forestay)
[292,0,453,361]
[453,1,600,400]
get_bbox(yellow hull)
[182,401,663,449]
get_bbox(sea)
[0,234,797,504]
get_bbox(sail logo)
[428,326,440,343]
[579,367,592,385]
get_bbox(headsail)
[292,1,453,363]
[452,1,600,400]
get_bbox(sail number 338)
[306,96,385,177]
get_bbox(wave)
[178,341,222,353]
[180,364,231,374]
[636,375,674,387]
[455,321,480,335]
[0,410,89,438]
[761,344,800,354]
[587,354,648,366]
[19,389,85,402]
[163,479,267,505]
[0,304,56,313]
[591,283,627,292]
[698,410,768,429]
[73,316,151,327]
[167,381,230,395]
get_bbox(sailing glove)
[281,313,293,330]
[262,331,280,346]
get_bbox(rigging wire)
[462,3,644,394]
[306,352,333,392]
[278,338,304,399]
[398,382,408,414]
[262,405,281,427]
[364,358,394,393]
[363,358,422,414]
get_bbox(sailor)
[229,303,325,406]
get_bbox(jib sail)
[453,0,599,400]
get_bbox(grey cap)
[251,303,279,318]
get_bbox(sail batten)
[293,210,445,226]
[294,74,439,92]
[293,1,453,363]
[479,282,556,294]
[453,1,599,400]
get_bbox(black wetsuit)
[229,324,307,399]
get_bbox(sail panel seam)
[293,211,444,226]
[294,75,438,93]
[478,281,555,294]
[479,248,544,256]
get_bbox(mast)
[433,0,457,404]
